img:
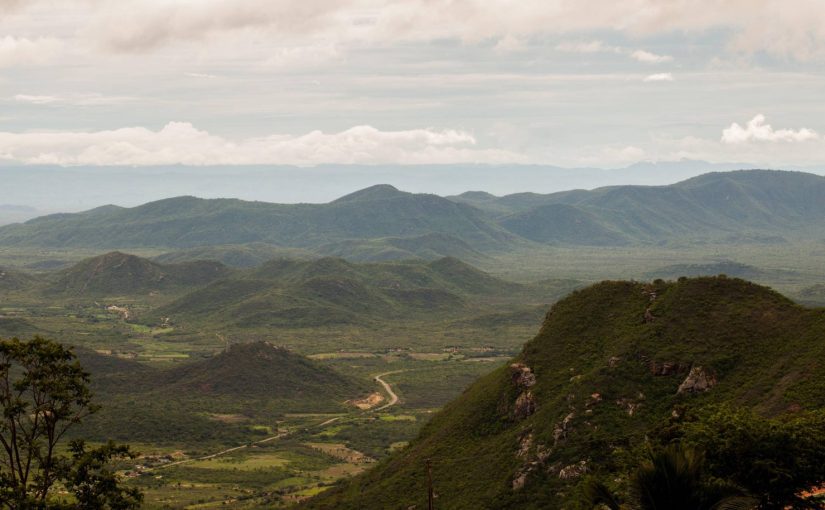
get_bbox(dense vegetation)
[2,171,825,255]
[75,342,370,444]
[304,276,825,509]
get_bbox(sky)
[1,0,825,169]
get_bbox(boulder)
[677,366,717,394]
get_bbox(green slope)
[0,186,514,251]
[76,342,369,443]
[149,257,531,329]
[153,243,315,267]
[0,266,40,291]
[304,276,825,509]
[46,251,231,296]
[461,170,825,245]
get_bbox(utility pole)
[426,458,434,510]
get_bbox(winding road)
[150,373,404,471]
[373,371,403,411]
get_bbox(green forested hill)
[461,170,825,244]
[148,256,543,329]
[46,251,231,296]
[76,341,369,443]
[3,170,824,253]
[304,276,825,509]
[0,185,514,251]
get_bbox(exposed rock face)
[514,391,536,419]
[511,363,537,420]
[677,366,717,394]
[512,429,552,490]
[558,460,588,480]
[553,412,575,444]
[608,356,621,368]
[511,363,537,388]
[643,307,656,323]
[649,360,689,376]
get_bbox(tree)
[676,406,825,510]
[582,444,754,510]
[0,336,142,509]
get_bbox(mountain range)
[2,171,824,257]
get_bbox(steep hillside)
[150,257,534,329]
[304,277,825,509]
[0,186,514,251]
[47,252,230,296]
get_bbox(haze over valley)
[1,1,824,509]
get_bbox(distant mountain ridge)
[1,170,824,253]
[0,185,515,252]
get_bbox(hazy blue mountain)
[473,170,825,245]
[0,186,515,251]
[2,170,824,253]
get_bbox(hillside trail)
[149,372,408,471]
[372,371,405,411]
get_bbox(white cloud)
[262,44,341,68]
[12,93,135,106]
[555,40,621,54]
[80,1,825,60]
[0,122,526,166]
[643,73,674,82]
[721,114,819,144]
[185,72,218,79]
[14,94,59,104]
[631,50,673,63]
[0,36,63,68]
[493,35,526,54]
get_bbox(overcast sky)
[1,0,825,169]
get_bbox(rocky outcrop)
[512,430,552,490]
[649,360,690,376]
[677,366,717,394]
[514,391,536,419]
[553,412,575,444]
[511,363,536,388]
[558,460,588,480]
[511,363,537,420]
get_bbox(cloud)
[12,93,135,106]
[555,40,621,54]
[0,36,63,68]
[80,1,825,60]
[721,114,819,144]
[0,122,526,166]
[643,73,674,82]
[631,50,673,63]
[493,35,526,54]
[185,72,218,79]
[262,44,342,68]
[14,94,60,104]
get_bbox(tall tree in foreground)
[0,336,141,509]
